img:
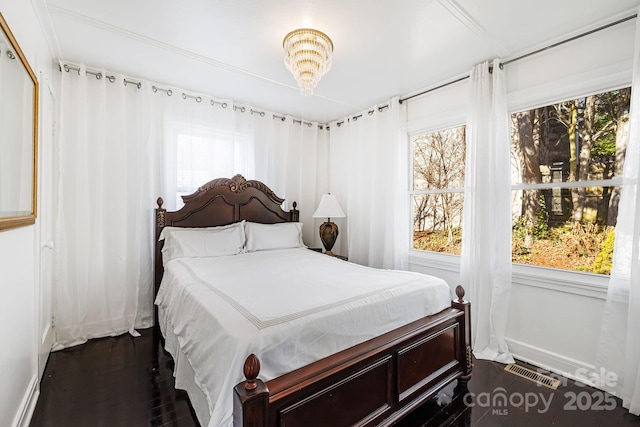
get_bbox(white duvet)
[155,248,452,427]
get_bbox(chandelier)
[283,28,333,96]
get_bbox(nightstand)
[309,248,348,261]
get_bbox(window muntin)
[510,88,630,275]
[411,125,466,255]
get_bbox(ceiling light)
[283,28,333,96]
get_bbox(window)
[510,88,630,274]
[172,122,248,208]
[411,125,466,254]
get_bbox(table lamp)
[312,194,345,256]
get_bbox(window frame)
[508,88,629,276]
[409,123,467,255]
[407,90,628,296]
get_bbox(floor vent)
[504,364,561,390]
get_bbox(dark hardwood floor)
[398,358,640,427]
[30,328,199,427]
[30,328,640,427]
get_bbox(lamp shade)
[312,194,345,219]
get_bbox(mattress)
[155,247,452,427]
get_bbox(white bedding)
[155,247,452,427]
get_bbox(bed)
[153,174,472,427]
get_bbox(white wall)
[0,227,38,427]
[0,1,55,426]
[407,17,635,386]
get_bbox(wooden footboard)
[234,286,472,427]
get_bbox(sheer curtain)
[329,97,409,269]
[596,8,640,415]
[150,93,250,211]
[53,65,157,349]
[253,115,325,247]
[53,63,324,349]
[461,59,514,364]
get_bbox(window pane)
[412,193,463,255]
[510,88,629,275]
[413,126,466,191]
[511,88,630,185]
[411,125,465,255]
[511,186,619,274]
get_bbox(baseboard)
[505,337,604,390]
[13,374,39,427]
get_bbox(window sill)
[409,250,460,273]
[408,250,609,299]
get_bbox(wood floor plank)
[30,328,200,427]
[30,329,640,427]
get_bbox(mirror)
[0,13,38,231]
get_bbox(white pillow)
[244,221,305,252]
[159,221,245,265]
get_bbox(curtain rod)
[333,104,390,127]
[399,13,638,104]
[400,75,469,104]
[59,62,329,130]
[502,13,637,67]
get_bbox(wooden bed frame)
[153,174,472,427]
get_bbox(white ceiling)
[40,0,640,123]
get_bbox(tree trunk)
[568,101,581,225]
[573,96,596,224]
[608,88,631,226]
[516,110,541,226]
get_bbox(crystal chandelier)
[283,28,333,96]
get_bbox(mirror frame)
[0,13,39,231]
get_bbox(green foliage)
[593,229,615,275]
[592,88,630,157]
[535,195,550,238]
[591,138,616,157]
[512,216,528,240]
[592,96,616,157]
[512,195,549,240]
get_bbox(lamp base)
[319,221,339,255]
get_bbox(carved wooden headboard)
[154,174,299,293]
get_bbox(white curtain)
[596,8,640,415]
[461,59,514,364]
[53,65,157,349]
[53,63,324,349]
[253,116,326,247]
[150,94,250,211]
[330,97,409,269]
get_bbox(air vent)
[504,364,561,390]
